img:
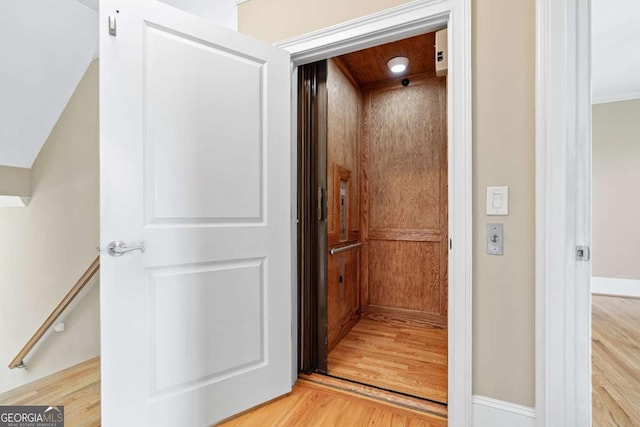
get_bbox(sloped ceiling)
[0,0,237,170]
[592,0,640,104]
[76,0,98,11]
[0,0,98,168]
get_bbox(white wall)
[0,61,100,394]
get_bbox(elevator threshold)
[299,372,448,419]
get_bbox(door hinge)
[108,16,117,36]
[576,245,590,262]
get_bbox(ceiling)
[592,0,640,103]
[0,0,98,168]
[75,0,98,11]
[336,32,437,87]
[0,0,237,170]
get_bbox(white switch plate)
[487,186,509,215]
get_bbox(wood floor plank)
[0,357,101,427]
[0,356,447,426]
[6,295,636,427]
[592,295,640,427]
[300,373,447,417]
[218,380,447,426]
[328,318,448,403]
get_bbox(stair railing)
[8,256,100,369]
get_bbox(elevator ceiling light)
[387,56,409,73]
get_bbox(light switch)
[493,193,503,208]
[487,186,509,215]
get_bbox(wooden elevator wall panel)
[368,80,443,231]
[327,59,361,245]
[326,59,362,349]
[362,76,447,319]
[368,240,439,312]
[327,249,360,352]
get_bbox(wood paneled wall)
[328,59,361,245]
[326,60,362,350]
[326,58,448,347]
[361,75,448,325]
[327,249,360,352]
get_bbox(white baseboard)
[592,277,640,298]
[472,395,536,427]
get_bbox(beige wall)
[0,60,100,394]
[592,99,640,280]
[239,0,536,406]
[0,165,31,197]
[472,0,535,406]
[239,0,415,42]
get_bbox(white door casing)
[99,1,291,425]
[536,0,592,424]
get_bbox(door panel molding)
[279,1,472,424]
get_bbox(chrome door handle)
[107,241,145,257]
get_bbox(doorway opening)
[589,0,640,424]
[298,30,449,406]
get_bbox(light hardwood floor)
[327,318,447,403]
[0,357,447,426]
[5,299,637,427]
[218,379,447,426]
[592,295,640,426]
[0,357,100,427]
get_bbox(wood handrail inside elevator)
[329,242,362,255]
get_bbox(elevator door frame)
[297,61,329,374]
[279,0,473,423]
[300,49,451,393]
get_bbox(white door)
[99,1,292,425]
